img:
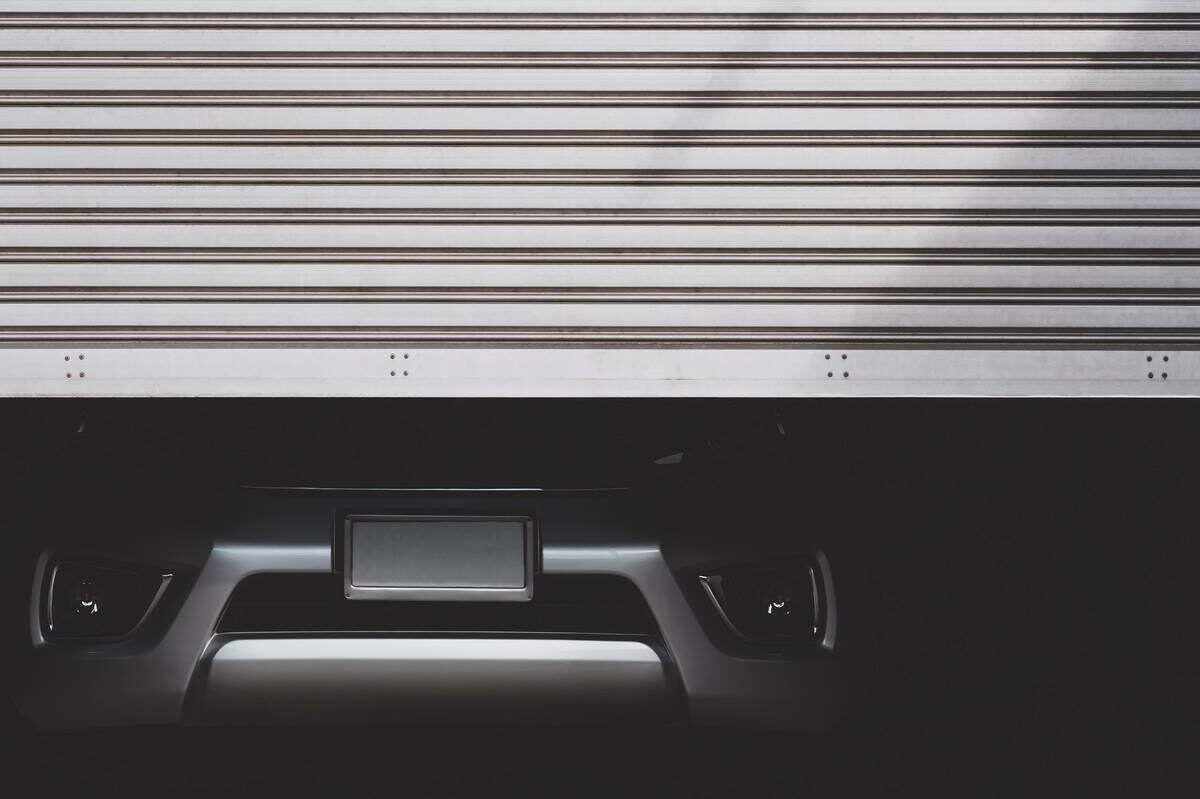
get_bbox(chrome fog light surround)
[699,558,824,645]
[43,559,173,642]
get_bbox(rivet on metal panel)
[1143,353,1166,378]
[1143,354,1170,379]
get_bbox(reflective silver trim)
[242,485,628,493]
[192,636,674,725]
[139,573,174,632]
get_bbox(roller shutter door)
[2,1,1199,396]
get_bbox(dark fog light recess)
[699,560,821,643]
[44,560,172,641]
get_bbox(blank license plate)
[343,515,534,601]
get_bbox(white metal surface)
[2,347,1191,397]
[3,0,1200,397]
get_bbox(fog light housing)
[699,560,822,643]
[44,560,172,641]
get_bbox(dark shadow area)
[1,399,1197,796]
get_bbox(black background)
[1,399,1197,797]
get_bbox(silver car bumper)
[10,488,852,731]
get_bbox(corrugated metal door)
[2,1,1200,396]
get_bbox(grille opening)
[216,573,659,638]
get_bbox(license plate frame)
[343,514,535,602]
